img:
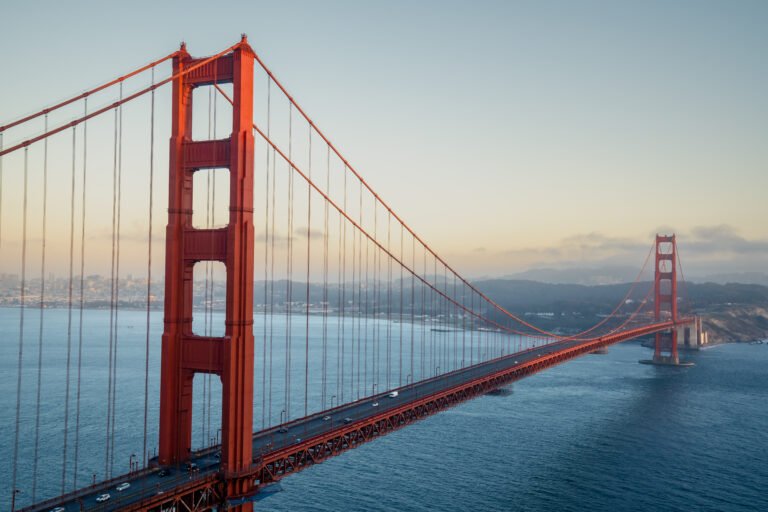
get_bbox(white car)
[116,482,131,491]
[96,493,111,502]
[322,415,331,421]
[49,508,66,512]
[388,391,399,398]
[372,402,379,407]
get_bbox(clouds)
[686,225,768,255]
[453,225,768,278]
[497,232,648,267]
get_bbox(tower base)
[639,357,694,367]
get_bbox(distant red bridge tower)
[652,234,680,364]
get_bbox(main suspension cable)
[250,49,630,340]
[0,51,178,133]
[0,42,241,158]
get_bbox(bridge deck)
[23,319,689,512]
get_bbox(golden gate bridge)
[0,36,696,511]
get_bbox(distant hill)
[502,266,640,286]
[472,278,768,340]
[501,267,768,287]
[694,272,768,287]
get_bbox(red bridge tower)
[158,37,256,503]
[653,234,679,364]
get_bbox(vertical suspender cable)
[201,90,212,447]
[386,211,392,390]
[453,274,457,370]
[410,236,415,384]
[421,247,426,379]
[357,182,363,399]
[322,145,329,410]
[11,147,29,511]
[206,79,220,445]
[374,213,379,392]
[339,166,347,404]
[340,167,347,404]
[32,115,49,501]
[105,105,118,478]
[430,256,435,374]
[268,122,277,426]
[304,129,312,417]
[285,103,293,421]
[349,178,356,401]
[350,187,356,401]
[207,83,219,442]
[110,82,125,474]
[0,132,3,249]
[62,124,77,493]
[365,197,370,395]
[73,97,88,488]
[262,77,271,430]
[470,292,474,365]
[398,223,403,387]
[143,69,156,467]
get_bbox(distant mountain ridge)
[471,278,768,342]
[501,266,768,287]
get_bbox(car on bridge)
[116,482,131,491]
[96,493,111,502]
[388,391,399,398]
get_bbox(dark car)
[157,469,170,477]
[343,417,353,424]
[185,462,199,473]
[278,427,288,433]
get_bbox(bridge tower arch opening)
[158,36,256,502]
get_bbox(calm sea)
[1,307,766,511]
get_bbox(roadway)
[24,327,665,512]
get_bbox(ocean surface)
[1,306,766,511]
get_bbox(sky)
[0,0,766,280]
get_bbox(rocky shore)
[701,305,768,344]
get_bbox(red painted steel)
[653,234,679,362]
[0,51,178,133]
[251,319,693,489]
[20,317,694,512]
[5,38,701,512]
[0,43,242,158]
[158,36,256,506]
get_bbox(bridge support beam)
[159,37,256,506]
